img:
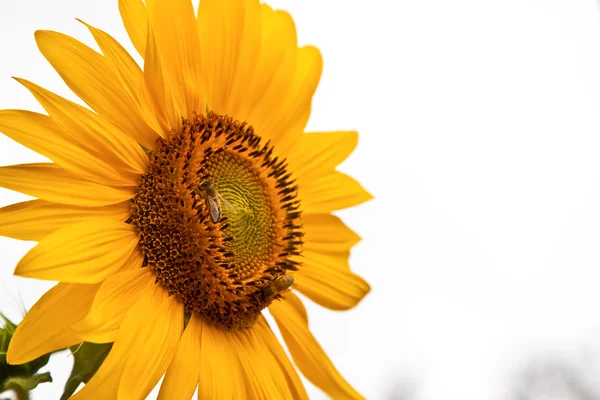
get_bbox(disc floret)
[130,113,302,329]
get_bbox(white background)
[3,0,600,399]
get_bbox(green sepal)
[1,314,51,394]
[3,372,52,399]
[184,311,192,329]
[139,142,149,153]
[61,342,112,400]
[0,313,16,334]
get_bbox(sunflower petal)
[293,250,370,310]
[118,245,145,272]
[76,20,141,100]
[71,285,183,400]
[289,131,358,178]
[118,0,148,58]
[197,3,320,148]
[0,199,131,241]
[7,282,100,365]
[78,20,163,145]
[303,214,361,253]
[0,163,136,207]
[15,220,139,283]
[198,317,303,399]
[231,324,292,399]
[120,287,183,399]
[252,317,308,400]
[300,171,373,214]
[198,321,247,399]
[14,78,148,177]
[254,44,322,152]
[158,316,202,400]
[143,25,178,132]
[270,292,364,399]
[196,0,262,113]
[0,108,140,186]
[34,30,153,145]
[71,258,152,343]
[146,0,204,119]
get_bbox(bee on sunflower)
[0,0,372,398]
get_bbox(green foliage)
[3,372,52,400]
[1,313,52,399]
[0,315,113,399]
[61,342,113,400]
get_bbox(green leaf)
[0,313,16,335]
[0,318,50,390]
[3,372,52,400]
[61,342,112,400]
[139,142,149,153]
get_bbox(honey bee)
[263,275,294,299]
[196,181,235,223]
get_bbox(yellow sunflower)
[0,0,372,398]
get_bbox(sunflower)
[0,0,372,398]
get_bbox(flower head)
[0,0,372,398]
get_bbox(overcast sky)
[3,0,600,399]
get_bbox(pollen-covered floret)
[130,112,302,329]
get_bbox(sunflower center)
[206,151,275,276]
[130,113,302,329]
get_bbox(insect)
[263,275,294,299]
[196,181,235,223]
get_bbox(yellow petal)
[121,287,183,399]
[71,285,183,400]
[293,250,370,310]
[232,326,288,399]
[7,282,100,365]
[198,320,247,400]
[252,317,308,400]
[0,163,136,207]
[146,0,204,120]
[143,25,179,132]
[300,171,373,214]
[289,131,358,179]
[197,3,321,149]
[196,0,262,113]
[77,20,163,145]
[199,317,304,399]
[0,109,140,186]
[158,316,202,400]
[117,245,145,272]
[270,292,364,400]
[14,79,148,178]
[76,20,141,99]
[253,44,322,153]
[0,199,131,241]
[71,259,153,343]
[118,0,148,59]
[15,220,139,283]
[34,30,154,146]
[303,214,361,253]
